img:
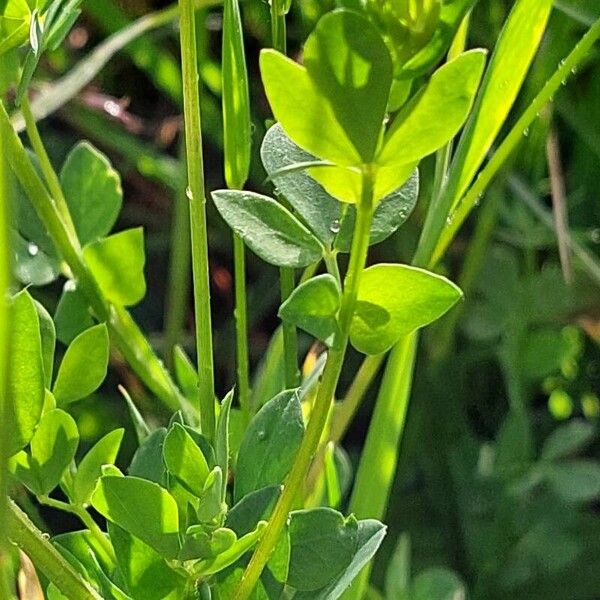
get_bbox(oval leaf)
[350,264,463,355]
[212,189,323,268]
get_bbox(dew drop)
[27,242,39,257]
[330,219,341,234]
[523,127,530,137]
[64,279,77,292]
[561,79,567,86]
[257,430,267,441]
[446,215,454,225]
[42,533,50,540]
[185,186,193,200]
[571,66,578,75]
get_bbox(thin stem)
[431,15,600,268]
[20,95,79,247]
[270,0,287,54]
[324,250,342,286]
[233,234,251,414]
[0,109,15,600]
[234,167,376,600]
[330,353,385,444]
[280,267,300,388]
[8,500,101,600]
[164,145,192,368]
[0,100,186,412]
[179,0,216,439]
[38,496,115,562]
[343,333,418,600]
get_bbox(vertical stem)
[8,501,101,600]
[280,267,300,388]
[20,96,80,248]
[164,149,191,368]
[179,0,216,439]
[270,0,287,55]
[343,333,418,600]
[235,168,376,600]
[0,108,16,600]
[233,233,251,413]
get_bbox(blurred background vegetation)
[6,0,600,598]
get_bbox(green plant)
[1,0,599,598]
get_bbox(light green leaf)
[91,475,180,558]
[404,567,467,600]
[163,423,210,497]
[350,264,462,355]
[12,230,60,286]
[8,290,45,455]
[378,49,486,168]
[260,48,359,166]
[278,274,340,345]
[83,228,146,306]
[288,508,358,592]
[543,460,600,503]
[129,427,168,486]
[541,420,596,462]
[234,390,304,501]
[60,141,123,245]
[216,391,233,500]
[448,0,554,209]
[72,428,124,506]
[34,299,55,387]
[173,344,198,402]
[52,323,109,406]
[109,523,186,600]
[54,280,94,345]
[302,9,392,163]
[212,190,323,268]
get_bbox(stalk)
[0,105,16,600]
[270,0,287,55]
[8,501,102,600]
[233,235,251,412]
[234,167,376,600]
[0,101,186,412]
[343,333,418,599]
[179,0,216,439]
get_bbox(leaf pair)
[280,265,463,355]
[260,9,486,202]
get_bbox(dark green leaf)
[226,485,281,537]
[12,230,60,286]
[34,299,55,387]
[129,428,168,486]
[278,274,340,345]
[212,190,323,268]
[543,460,600,503]
[52,323,109,406]
[54,280,95,345]
[541,420,596,462]
[234,390,304,501]
[83,228,146,306]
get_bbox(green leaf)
[403,567,467,600]
[543,460,600,503]
[8,290,45,455]
[447,0,554,208]
[226,485,281,537]
[173,344,198,402]
[212,190,323,268]
[92,475,180,558]
[541,420,596,462]
[54,280,94,345]
[163,423,210,497]
[302,9,393,163]
[72,428,124,506]
[222,0,250,188]
[260,49,359,166]
[350,264,462,355]
[0,0,31,57]
[377,50,486,167]
[215,391,233,500]
[294,519,387,600]
[52,323,109,406]
[83,228,146,306]
[129,427,168,486]
[34,299,55,387]
[385,533,411,599]
[399,0,478,79]
[234,390,304,501]
[11,408,79,495]
[60,141,122,245]
[12,230,60,286]
[109,523,186,600]
[278,274,340,345]
[288,508,358,592]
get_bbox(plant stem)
[280,267,300,388]
[0,110,15,600]
[20,95,79,246]
[179,0,216,439]
[0,100,186,413]
[431,15,600,268]
[37,496,116,562]
[330,353,385,444]
[343,333,418,600]
[164,146,192,368]
[270,0,287,55]
[233,234,251,414]
[234,168,376,600]
[8,500,102,600]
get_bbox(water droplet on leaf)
[185,187,193,200]
[27,242,39,257]
[330,219,341,234]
